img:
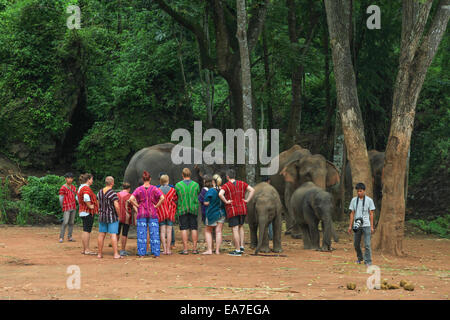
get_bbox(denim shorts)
[159,219,174,226]
[99,221,119,234]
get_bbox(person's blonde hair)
[105,176,114,186]
[160,174,169,185]
[182,168,191,178]
[213,174,222,187]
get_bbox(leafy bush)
[0,176,10,224]
[409,215,450,238]
[21,175,67,221]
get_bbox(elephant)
[289,182,338,251]
[123,143,232,190]
[344,150,389,220]
[280,153,340,237]
[247,182,283,254]
[268,145,312,232]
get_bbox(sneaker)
[228,250,242,256]
[240,247,245,253]
[356,260,362,264]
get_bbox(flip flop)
[192,250,199,254]
[178,250,189,255]
[114,256,123,259]
[82,251,98,255]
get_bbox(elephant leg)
[255,220,270,254]
[300,224,313,249]
[249,222,258,249]
[284,184,294,235]
[320,217,333,251]
[308,223,320,250]
[272,215,283,253]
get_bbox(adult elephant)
[247,182,283,254]
[268,145,311,232]
[123,143,231,190]
[289,182,338,251]
[344,150,385,219]
[280,153,340,236]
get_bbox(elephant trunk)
[255,218,268,255]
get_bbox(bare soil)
[0,223,448,300]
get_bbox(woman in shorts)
[202,174,226,255]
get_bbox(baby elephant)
[247,182,283,254]
[290,182,338,251]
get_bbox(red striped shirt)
[117,191,134,225]
[59,184,77,212]
[221,180,249,218]
[157,187,177,222]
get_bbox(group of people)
[58,167,375,265]
[58,168,255,259]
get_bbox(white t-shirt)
[349,196,375,227]
[78,184,92,217]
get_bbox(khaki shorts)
[205,215,225,227]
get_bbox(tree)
[236,0,256,185]
[374,0,450,255]
[154,0,269,130]
[324,0,374,198]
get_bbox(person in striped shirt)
[157,175,178,255]
[96,176,121,259]
[175,168,200,255]
[219,169,255,256]
[58,172,77,243]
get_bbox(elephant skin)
[289,182,338,251]
[344,150,386,217]
[123,143,231,190]
[247,182,283,255]
[280,153,340,236]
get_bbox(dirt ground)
[0,223,448,300]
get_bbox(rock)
[400,279,408,287]
[382,279,389,285]
[346,283,356,290]
[404,283,415,291]
[380,283,389,290]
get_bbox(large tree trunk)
[324,0,373,198]
[374,0,449,255]
[237,0,256,186]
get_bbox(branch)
[400,0,433,65]
[413,0,450,77]
[154,0,215,69]
[247,0,270,52]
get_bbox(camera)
[352,218,363,232]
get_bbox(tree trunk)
[374,0,449,255]
[237,0,256,186]
[324,0,373,198]
[262,28,274,139]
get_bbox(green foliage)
[76,121,132,179]
[21,175,67,220]
[0,177,11,224]
[409,215,450,238]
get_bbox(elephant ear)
[326,161,340,187]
